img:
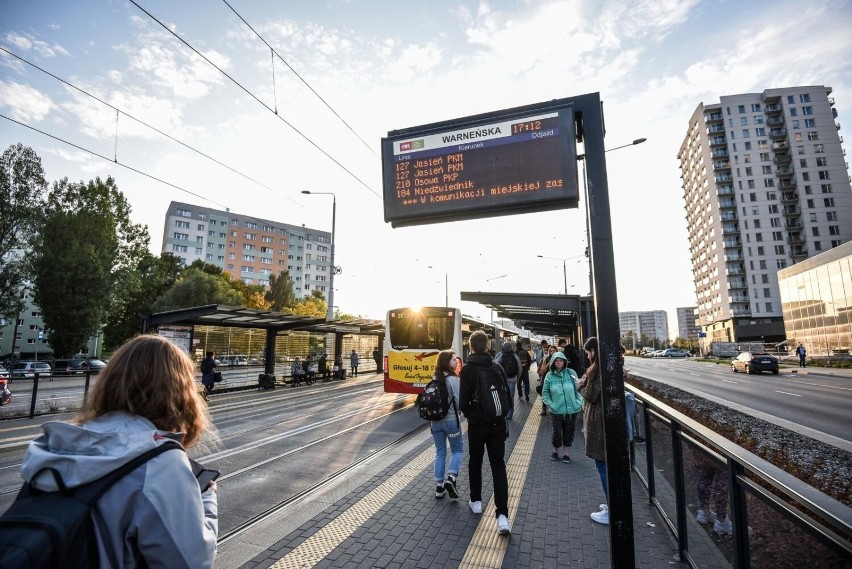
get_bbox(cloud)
[0,80,55,122]
[3,31,70,58]
[46,147,108,174]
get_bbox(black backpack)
[473,363,510,420]
[517,349,530,368]
[0,441,183,568]
[418,375,457,425]
[200,358,214,374]
[498,352,519,378]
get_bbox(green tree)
[266,271,296,311]
[28,177,150,357]
[0,143,48,319]
[291,289,327,318]
[103,252,184,349]
[152,268,244,311]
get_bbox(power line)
[128,0,381,199]
[0,46,302,208]
[221,0,378,159]
[2,113,324,245]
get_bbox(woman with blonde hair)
[19,334,219,568]
[430,349,464,500]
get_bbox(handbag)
[213,371,223,383]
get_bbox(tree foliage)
[152,268,244,311]
[290,289,327,317]
[265,271,296,312]
[28,177,150,357]
[0,143,48,319]
[103,252,184,350]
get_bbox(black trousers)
[467,420,509,518]
[518,369,531,398]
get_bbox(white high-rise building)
[619,311,669,345]
[678,86,852,343]
[676,306,700,340]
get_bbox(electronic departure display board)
[381,99,579,227]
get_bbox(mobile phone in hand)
[196,468,220,492]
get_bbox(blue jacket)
[542,352,583,414]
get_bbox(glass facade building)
[777,241,852,358]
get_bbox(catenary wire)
[221,0,379,159]
[128,0,381,199]
[0,46,302,208]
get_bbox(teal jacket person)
[541,352,583,415]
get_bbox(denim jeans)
[506,381,517,419]
[595,460,608,501]
[432,417,463,483]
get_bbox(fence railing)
[626,383,851,568]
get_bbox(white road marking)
[689,373,700,376]
[785,379,852,392]
[775,390,802,397]
[722,379,737,384]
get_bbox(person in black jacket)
[459,330,513,535]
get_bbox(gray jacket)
[20,412,217,568]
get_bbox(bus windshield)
[388,308,457,350]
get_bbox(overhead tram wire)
[0,46,302,208]
[1,113,226,209]
[128,0,381,199]
[221,0,379,160]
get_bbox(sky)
[1,0,851,335]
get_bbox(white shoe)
[599,503,608,512]
[590,509,609,524]
[696,509,711,524]
[497,514,511,535]
[714,517,732,535]
[468,500,482,514]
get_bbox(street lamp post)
[537,255,567,294]
[301,191,336,321]
[605,137,647,153]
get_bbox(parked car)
[731,352,779,375]
[10,361,53,378]
[650,350,666,358]
[52,358,89,376]
[662,349,690,358]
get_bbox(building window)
[245,221,258,229]
[245,233,256,240]
[832,240,842,247]
[814,143,825,153]
[814,241,822,251]
[772,231,783,240]
[740,117,748,126]
[815,157,828,167]
[242,255,255,262]
[263,225,274,232]
[228,253,236,259]
[176,208,192,217]
[804,118,816,128]
[761,274,769,283]
[765,302,773,312]
[175,220,190,228]
[744,141,752,150]
[197,224,205,231]
[755,127,765,136]
[173,232,189,240]
[812,227,820,236]
[759,260,768,270]
[262,236,273,243]
[776,260,787,269]
[802,172,810,181]
[770,218,781,227]
[818,170,830,180]
[243,244,256,251]
[172,244,187,253]
[742,129,750,138]
[751,104,761,112]
[807,131,819,141]
[738,105,746,113]
[791,120,800,129]
[801,106,813,115]
[829,225,841,235]
[787,95,794,104]
[774,245,785,255]
[794,133,803,142]
[826,211,838,221]
[757,139,768,149]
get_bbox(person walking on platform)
[430,350,464,500]
[537,345,557,416]
[516,340,532,402]
[460,330,513,535]
[350,349,360,377]
[577,336,608,524]
[291,357,304,386]
[334,353,345,380]
[541,351,583,463]
[18,334,219,567]
[494,342,521,420]
[200,351,218,400]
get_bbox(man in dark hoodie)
[460,330,513,535]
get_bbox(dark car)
[52,359,89,376]
[731,352,779,375]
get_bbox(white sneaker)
[696,509,711,524]
[468,500,482,514]
[590,509,609,524]
[497,514,511,535]
[714,517,732,535]
[599,504,608,512]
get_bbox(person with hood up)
[541,351,583,463]
[19,334,219,568]
[494,342,521,420]
[577,336,608,524]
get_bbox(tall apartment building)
[161,201,332,299]
[678,86,851,343]
[619,310,669,344]
[676,306,700,340]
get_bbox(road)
[626,357,852,442]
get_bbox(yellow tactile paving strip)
[270,399,541,569]
[459,402,541,569]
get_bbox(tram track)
[217,420,428,544]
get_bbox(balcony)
[719,198,736,209]
[728,277,747,288]
[723,238,742,248]
[722,224,740,235]
[785,220,803,230]
[782,192,798,203]
[708,124,726,134]
[767,116,785,127]
[779,179,797,190]
[788,234,805,245]
[705,112,724,123]
[774,153,792,164]
[710,136,727,146]
[730,295,750,303]
[783,206,801,217]
[713,161,731,171]
[715,173,733,183]
[837,122,842,131]
[769,128,788,139]
[791,248,808,259]
[728,265,746,275]
[765,103,783,114]
[771,141,789,152]
[718,185,734,196]
[711,148,729,158]
[732,307,752,316]
[776,166,794,176]
[720,212,738,221]
[829,96,835,105]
